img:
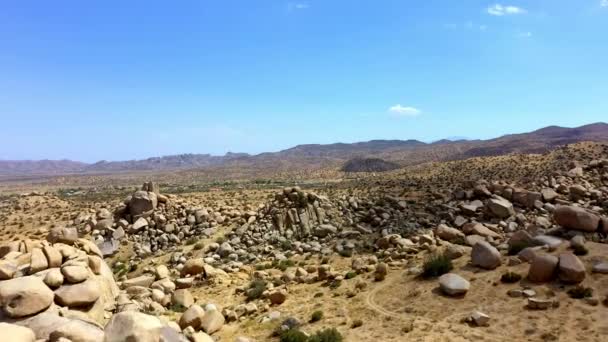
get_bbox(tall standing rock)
[129,191,157,217]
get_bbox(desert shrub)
[193,242,204,250]
[508,241,533,256]
[310,310,323,323]
[246,279,267,301]
[280,240,293,250]
[309,328,344,342]
[422,253,453,278]
[215,235,226,244]
[567,285,593,299]
[273,259,296,271]
[280,329,308,342]
[328,279,342,290]
[500,272,522,283]
[185,237,198,245]
[351,319,363,328]
[169,303,187,313]
[344,271,357,280]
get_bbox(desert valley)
[1,123,608,341]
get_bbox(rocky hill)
[2,122,607,177]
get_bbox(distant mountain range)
[1,122,607,176]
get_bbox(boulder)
[313,224,337,238]
[179,304,205,330]
[43,268,64,288]
[471,241,501,270]
[48,318,105,342]
[462,223,500,238]
[374,262,388,281]
[54,278,101,307]
[0,276,54,317]
[558,253,585,283]
[486,197,514,219]
[104,311,162,342]
[47,227,79,244]
[200,309,225,334]
[0,261,18,280]
[43,246,63,268]
[181,259,205,277]
[438,273,470,296]
[553,206,600,232]
[268,289,288,305]
[172,289,194,309]
[0,322,36,342]
[528,254,558,283]
[29,248,49,274]
[61,265,89,283]
[435,224,464,241]
[129,191,157,217]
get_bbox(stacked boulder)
[0,228,119,341]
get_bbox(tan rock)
[179,304,205,330]
[29,248,49,274]
[0,322,36,342]
[471,241,502,270]
[104,311,162,342]
[554,205,600,232]
[528,254,558,283]
[558,253,585,283]
[200,309,225,335]
[54,278,100,307]
[62,265,89,283]
[0,276,54,318]
[44,268,64,288]
[43,246,63,268]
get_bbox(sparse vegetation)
[246,279,268,301]
[567,285,593,299]
[422,253,453,278]
[310,310,323,323]
[501,272,522,283]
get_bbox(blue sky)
[1,1,607,162]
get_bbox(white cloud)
[487,4,527,16]
[287,2,309,12]
[601,0,608,7]
[388,105,421,117]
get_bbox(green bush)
[193,242,204,250]
[246,279,267,301]
[280,329,308,342]
[310,310,323,323]
[272,259,296,271]
[344,271,357,280]
[567,285,593,299]
[309,328,344,342]
[422,253,453,278]
[500,272,522,283]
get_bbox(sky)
[1,1,607,162]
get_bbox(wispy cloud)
[287,2,309,12]
[601,0,608,8]
[487,4,527,16]
[388,105,421,117]
[517,31,532,38]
